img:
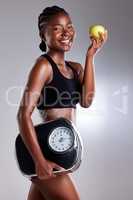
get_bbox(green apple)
[89,24,106,39]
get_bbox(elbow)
[80,100,93,108]
[79,86,95,108]
[80,95,95,108]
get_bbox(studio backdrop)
[0,0,132,199]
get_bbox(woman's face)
[43,13,76,52]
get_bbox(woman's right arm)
[17,57,50,163]
[17,57,62,179]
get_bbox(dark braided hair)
[38,6,69,52]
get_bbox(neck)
[47,50,66,65]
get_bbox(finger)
[98,32,104,42]
[96,37,100,44]
[39,173,53,180]
[92,38,97,46]
[61,171,68,175]
[95,39,101,48]
[90,35,93,39]
[54,163,64,170]
[104,29,108,40]
[48,172,55,178]
[90,36,95,43]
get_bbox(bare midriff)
[39,107,76,125]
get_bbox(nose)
[61,28,70,37]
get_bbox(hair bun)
[39,40,47,52]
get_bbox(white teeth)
[60,39,70,43]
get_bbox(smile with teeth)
[60,39,72,45]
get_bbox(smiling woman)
[40,14,75,52]
[38,6,75,53]
[16,4,107,200]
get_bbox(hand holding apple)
[87,24,108,56]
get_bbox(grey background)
[0,0,132,199]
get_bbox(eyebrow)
[52,22,73,26]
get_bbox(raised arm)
[73,30,108,108]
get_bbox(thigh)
[27,183,46,200]
[31,174,80,200]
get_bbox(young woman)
[17,5,108,200]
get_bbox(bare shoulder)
[27,55,52,86]
[30,55,51,77]
[23,55,52,98]
[17,55,52,115]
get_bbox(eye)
[67,24,74,29]
[53,26,62,32]
[53,27,59,31]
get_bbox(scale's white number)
[48,127,74,152]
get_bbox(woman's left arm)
[79,30,108,108]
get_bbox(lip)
[59,39,72,45]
